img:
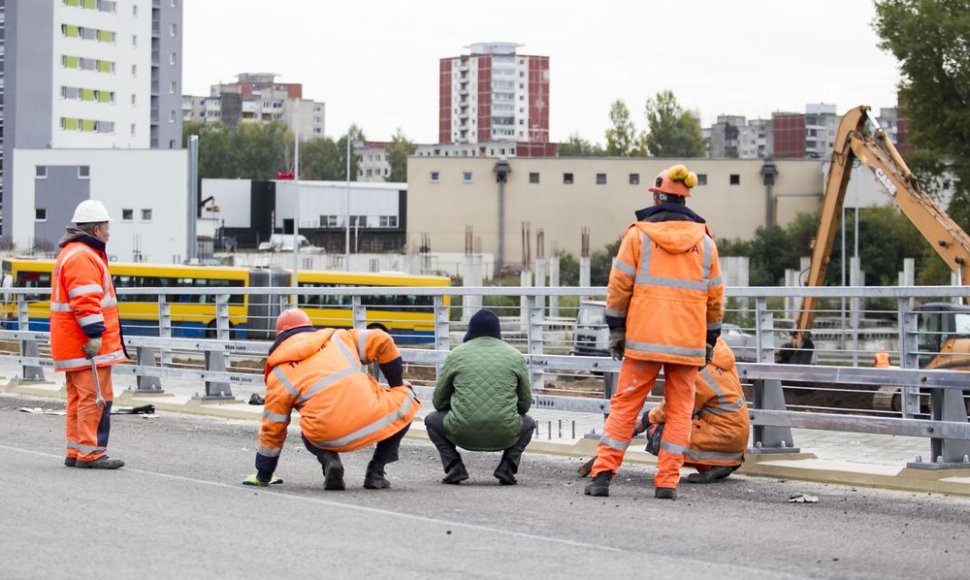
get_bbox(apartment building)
[183,72,325,136]
[438,42,555,157]
[1,0,182,235]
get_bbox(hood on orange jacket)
[711,336,736,371]
[637,221,707,255]
[264,328,336,380]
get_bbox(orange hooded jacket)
[50,239,127,372]
[648,338,749,466]
[606,220,724,367]
[258,328,419,457]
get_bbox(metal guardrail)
[1,284,969,470]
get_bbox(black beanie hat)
[463,309,502,343]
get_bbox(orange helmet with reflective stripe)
[649,164,698,197]
[275,308,313,336]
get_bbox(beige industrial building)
[407,157,824,270]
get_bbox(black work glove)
[609,327,626,361]
[700,343,714,370]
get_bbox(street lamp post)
[292,103,301,289]
[344,133,351,271]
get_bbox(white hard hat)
[71,199,112,223]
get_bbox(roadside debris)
[18,407,64,415]
[248,393,265,405]
[789,493,819,504]
[112,404,156,415]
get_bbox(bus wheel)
[205,320,217,339]
[367,323,389,333]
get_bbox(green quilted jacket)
[433,336,532,451]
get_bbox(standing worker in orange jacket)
[53,200,129,469]
[586,164,724,500]
[244,309,419,490]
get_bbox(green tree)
[337,124,366,182]
[605,100,638,156]
[589,238,623,286]
[386,128,417,182]
[874,0,970,232]
[299,137,342,180]
[557,133,606,157]
[554,249,580,286]
[642,90,706,158]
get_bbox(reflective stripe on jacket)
[649,338,749,466]
[258,328,418,456]
[606,221,724,366]
[50,241,126,372]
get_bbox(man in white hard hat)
[51,199,128,469]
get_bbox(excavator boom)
[795,105,970,345]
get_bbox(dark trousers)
[301,423,411,468]
[424,411,536,473]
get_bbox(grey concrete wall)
[2,0,54,237]
[34,165,88,250]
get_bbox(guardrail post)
[159,294,173,366]
[433,295,450,352]
[18,296,45,381]
[927,388,970,466]
[351,296,366,330]
[132,347,163,393]
[197,294,233,400]
[750,299,799,454]
[526,295,545,390]
[897,299,921,418]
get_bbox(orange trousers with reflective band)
[591,360,696,489]
[65,366,114,462]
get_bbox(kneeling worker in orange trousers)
[243,309,419,490]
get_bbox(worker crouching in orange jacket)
[244,309,419,490]
[639,337,749,483]
[586,164,724,501]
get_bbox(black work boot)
[442,460,469,485]
[75,456,125,470]
[363,460,390,490]
[655,487,678,500]
[493,459,517,486]
[322,458,346,491]
[584,471,612,497]
[686,465,736,484]
[64,457,77,468]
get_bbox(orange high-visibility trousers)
[591,360,696,489]
[65,366,114,462]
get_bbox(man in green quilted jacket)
[425,309,535,485]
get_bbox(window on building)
[462,171,473,183]
[319,215,337,228]
[169,52,177,66]
[349,215,367,227]
[563,173,574,185]
[78,166,90,178]
[596,173,607,185]
[132,4,137,16]
[36,209,47,222]
[122,209,134,221]
[697,173,708,186]
[379,216,398,228]
[729,174,740,186]
[132,34,137,47]
[629,173,640,185]
[170,23,177,36]
[141,209,153,221]
[36,166,48,179]
[130,123,136,136]
[430,171,440,183]
[529,172,540,184]
[131,94,137,106]
[169,139,176,149]
[169,110,176,123]
[131,64,137,76]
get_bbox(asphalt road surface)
[2,394,968,579]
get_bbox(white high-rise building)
[2,0,183,235]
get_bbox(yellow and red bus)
[0,258,450,343]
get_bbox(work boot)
[363,461,390,490]
[64,457,77,468]
[442,461,469,485]
[655,487,678,500]
[75,456,125,470]
[322,458,345,491]
[686,465,736,484]
[584,471,612,497]
[493,459,517,486]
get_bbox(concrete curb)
[6,380,970,497]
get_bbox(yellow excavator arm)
[796,105,970,345]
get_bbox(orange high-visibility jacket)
[649,338,749,466]
[50,240,126,372]
[258,328,419,457]
[606,220,724,366]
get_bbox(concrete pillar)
[534,257,546,313]
[579,256,591,301]
[850,256,863,367]
[549,254,560,318]
[520,270,532,331]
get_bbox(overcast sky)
[183,1,901,144]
